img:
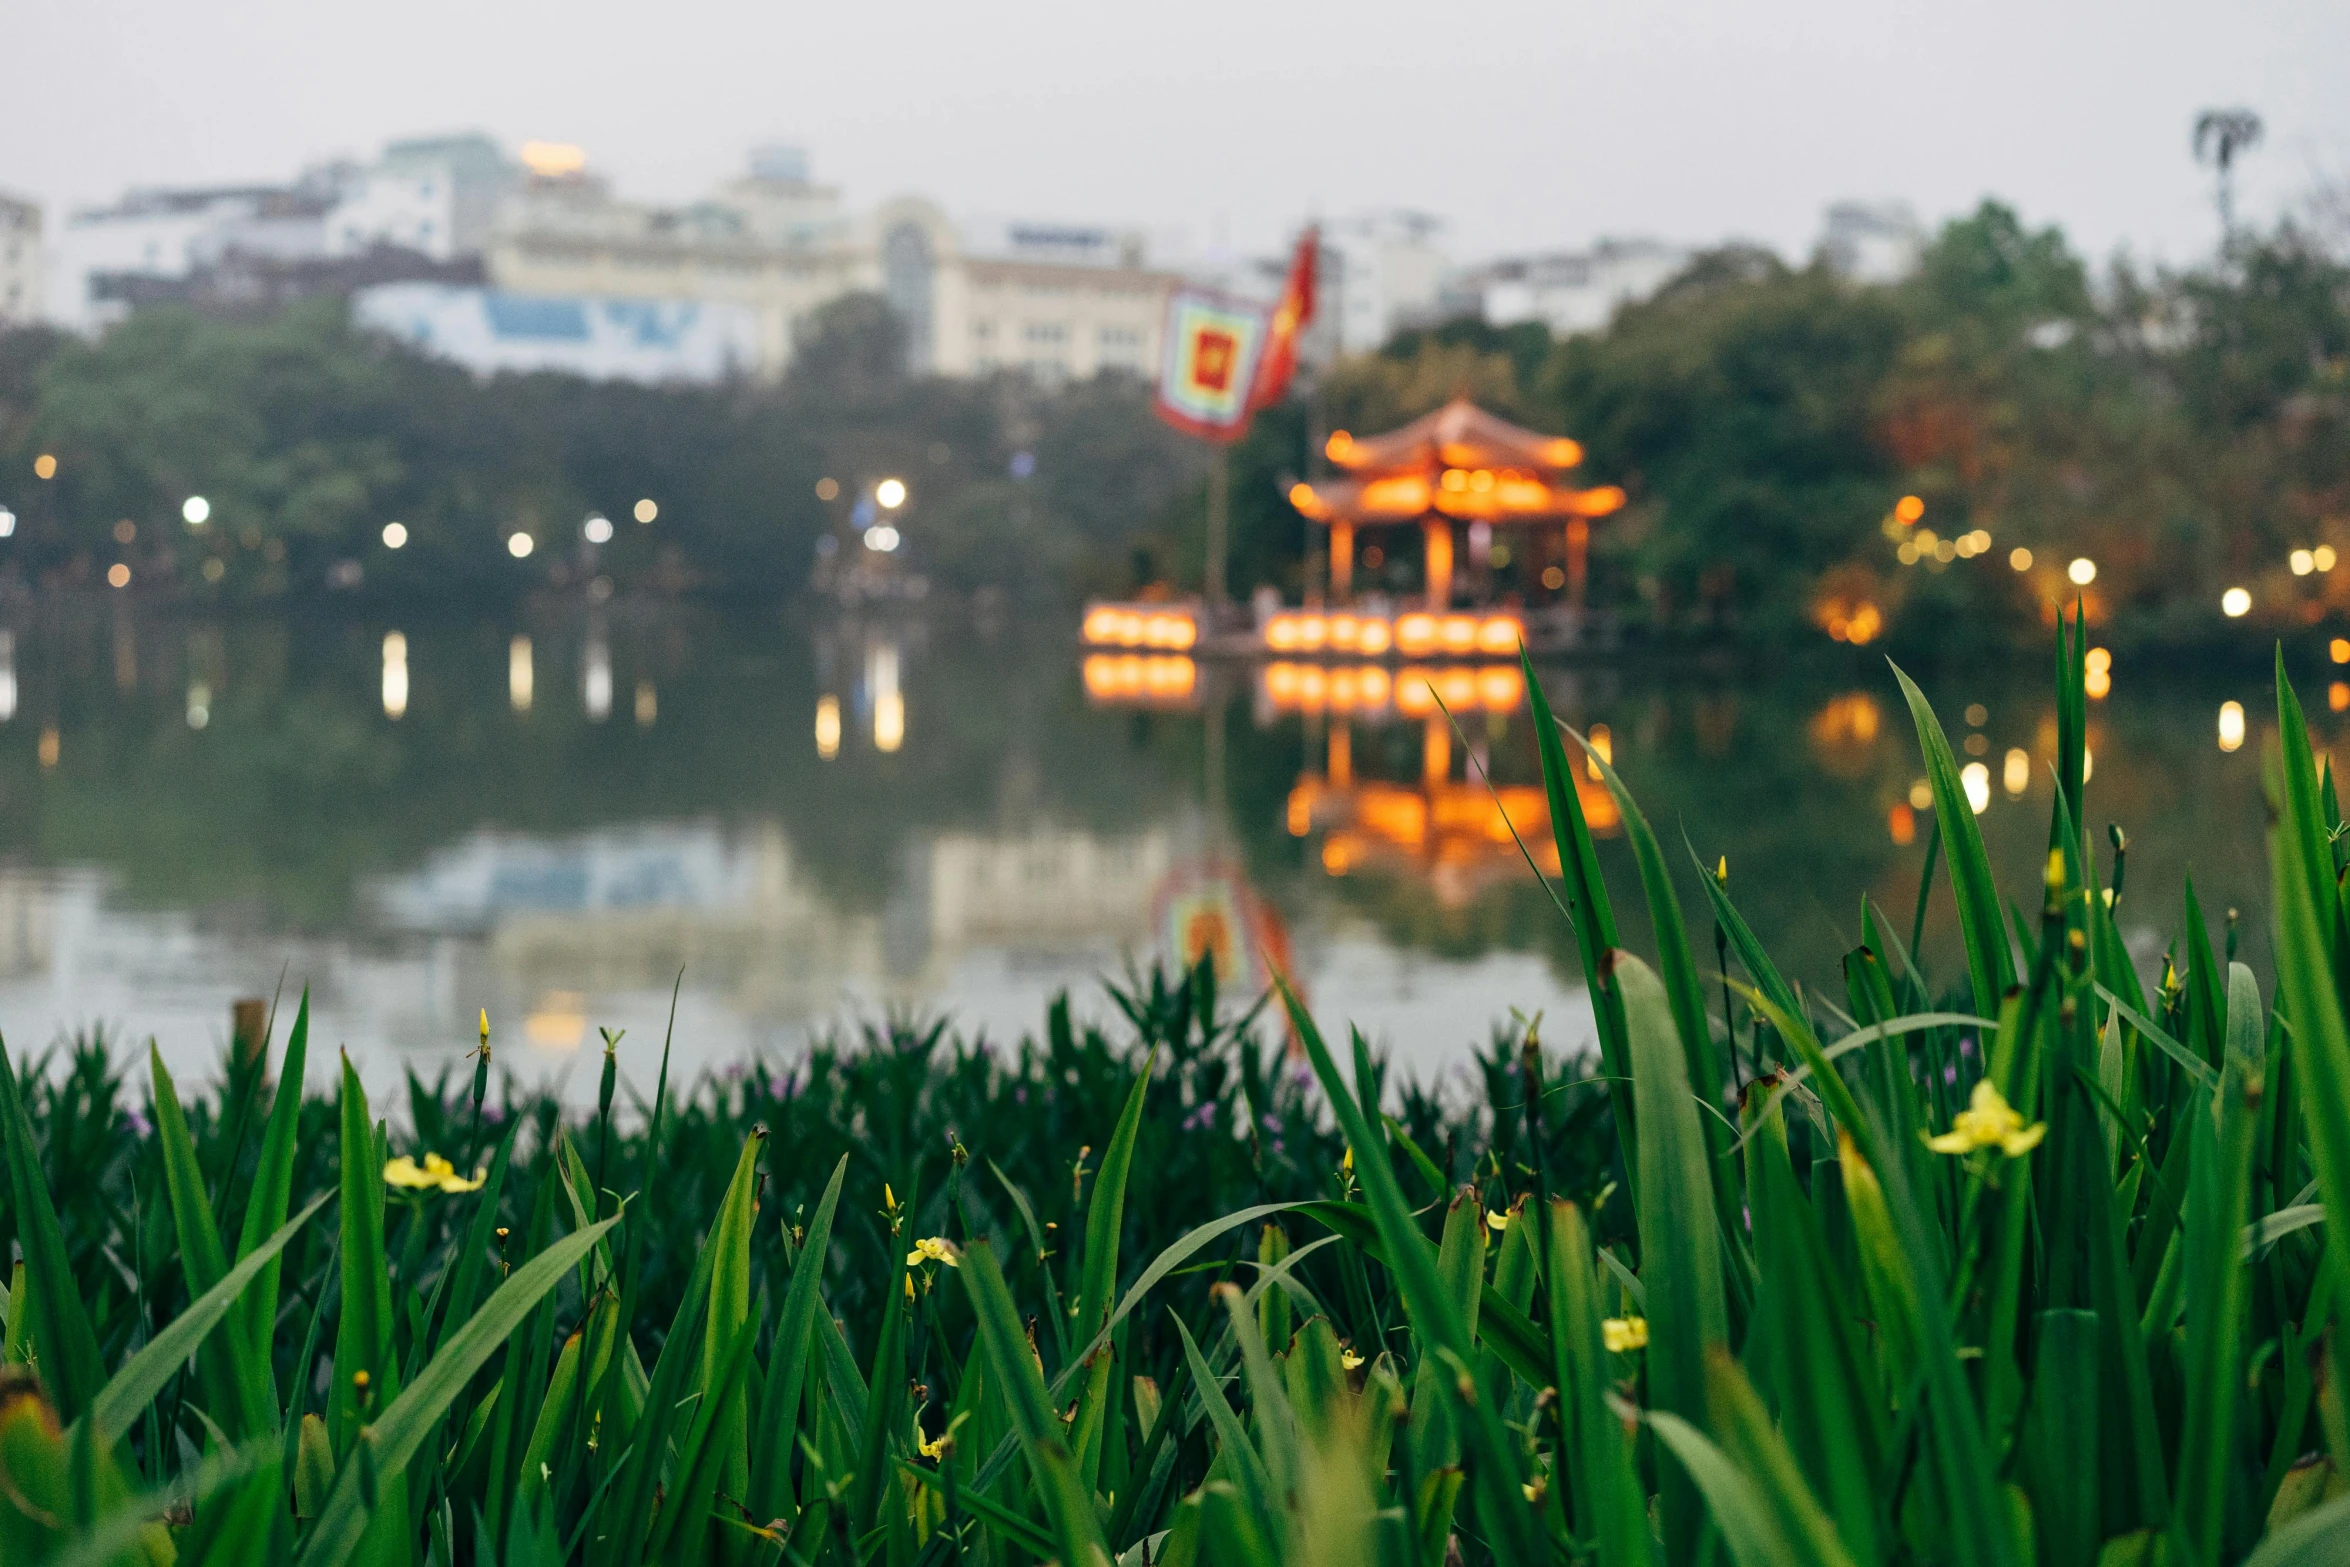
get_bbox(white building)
[1821,201,1925,284]
[1461,238,1689,337]
[486,148,1181,381]
[49,182,334,331]
[1320,210,1451,352]
[352,282,759,384]
[326,133,513,261]
[0,194,39,326]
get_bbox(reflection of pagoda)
[1288,398,1625,612]
[1284,697,1621,909]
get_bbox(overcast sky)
[8,0,2346,269]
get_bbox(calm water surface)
[0,602,2285,1100]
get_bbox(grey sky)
[9,0,2346,269]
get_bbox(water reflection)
[0,600,2287,1100]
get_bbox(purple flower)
[1182,1102,1216,1131]
[1261,1113,1281,1133]
[724,1063,747,1082]
[128,1109,153,1138]
[482,1103,506,1124]
[1943,1064,1959,1084]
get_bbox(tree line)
[2,201,2344,652]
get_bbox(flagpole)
[1204,443,1230,625]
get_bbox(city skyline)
[8,0,2345,277]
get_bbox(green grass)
[5,616,2350,1564]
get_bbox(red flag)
[1248,226,1318,411]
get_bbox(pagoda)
[1286,398,1625,610]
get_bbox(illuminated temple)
[1288,397,1625,615]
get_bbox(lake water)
[0,601,2287,1102]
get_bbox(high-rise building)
[0,193,40,327]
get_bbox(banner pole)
[1205,443,1230,624]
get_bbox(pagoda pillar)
[1329,521,1355,604]
[1565,517,1590,609]
[1422,519,1453,611]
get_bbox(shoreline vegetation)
[3,203,2345,657]
[6,628,2350,1562]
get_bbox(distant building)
[327,133,514,261]
[47,133,513,332]
[0,193,39,326]
[50,180,337,331]
[486,148,1181,381]
[351,282,760,384]
[1455,238,1689,338]
[1320,209,1451,352]
[1820,200,1924,284]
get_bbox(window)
[1023,321,1069,345]
[1098,325,1143,349]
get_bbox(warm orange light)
[1475,616,1522,655]
[2331,683,2350,713]
[1468,469,1495,493]
[1540,438,1584,468]
[1476,667,1524,710]
[1585,722,1613,780]
[1439,615,1479,655]
[1325,431,1354,461]
[1440,468,1469,492]
[33,454,58,480]
[1083,654,1194,705]
[1394,614,1439,655]
[521,140,588,177]
[1357,618,1391,655]
[1888,803,1916,845]
[1289,482,1317,512]
[1083,607,1121,644]
[1569,485,1627,517]
[2332,638,2350,665]
[1894,495,1925,524]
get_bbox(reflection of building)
[0,193,41,326]
[0,871,56,980]
[1284,699,1614,909]
[372,815,1172,1027]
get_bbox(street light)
[875,478,907,510]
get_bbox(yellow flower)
[384,1152,487,1193]
[1926,1080,2046,1158]
[905,1236,960,1269]
[1340,1347,1365,1371]
[919,1431,951,1462]
[1602,1316,1648,1353]
[1485,1209,1512,1232]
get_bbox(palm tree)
[2193,107,2264,244]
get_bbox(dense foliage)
[7,628,2350,1563]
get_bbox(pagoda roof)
[1325,397,1587,476]
[1288,472,1624,526]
